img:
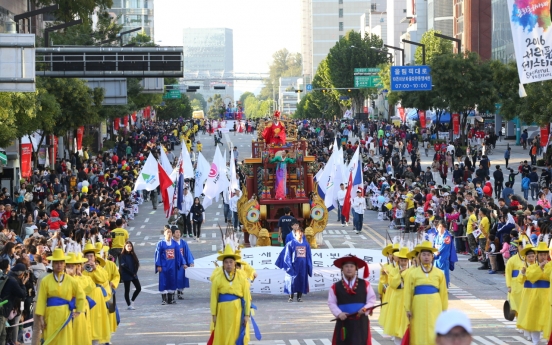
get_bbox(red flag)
[341,172,353,222]
[158,163,173,214]
[114,119,120,131]
[401,326,410,345]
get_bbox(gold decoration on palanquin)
[240,198,262,238]
[305,226,318,249]
[308,192,328,237]
[257,228,271,246]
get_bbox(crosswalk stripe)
[289,341,300,345]
[304,340,316,345]
[486,336,507,344]
[472,336,496,345]
[320,340,331,345]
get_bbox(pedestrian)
[494,165,504,199]
[352,189,366,234]
[516,242,551,344]
[180,187,193,237]
[155,227,185,305]
[505,238,525,333]
[434,310,473,345]
[119,240,141,310]
[230,188,241,231]
[150,188,158,210]
[172,228,194,300]
[209,244,258,345]
[433,220,454,287]
[277,207,295,244]
[35,249,86,345]
[190,197,205,240]
[404,240,448,345]
[275,225,313,302]
[504,147,511,168]
[327,255,376,345]
[109,218,129,264]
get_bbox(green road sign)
[0,152,7,165]
[163,89,181,99]
[354,68,380,75]
[354,75,382,88]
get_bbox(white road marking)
[360,235,367,239]
[345,235,351,239]
[323,230,327,235]
[201,234,206,238]
[149,211,156,214]
[129,227,135,231]
[216,212,220,215]
[472,336,496,345]
[329,230,335,234]
[214,218,218,221]
[304,340,316,345]
[145,218,149,222]
[290,340,300,345]
[138,242,145,246]
[340,230,348,235]
[144,236,149,240]
[342,241,356,248]
[141,225,146,228]
[324,240,333,249]
[212,233,216,238]
[218,204,222,208]
[136,232,141,236]
[212,245,217,251]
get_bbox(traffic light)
[347,89,352,92]
[371,100,375,107]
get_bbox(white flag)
[194,152,210,198]
[133,153,160,191]
[180,140,195,178]
[202,146,229,209]
[318,138,339,198]
[229,149,240,191]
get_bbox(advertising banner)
[541,125,549,148]
[507,0,552,83]
[20,143,32,178]
[398,107,406,122]
[419,110,426,128]
[452,113,460,135]
[76,126,84,151]
[187,247,385,295]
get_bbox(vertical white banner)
[507,0,552,83]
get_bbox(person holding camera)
[0,260,27,345]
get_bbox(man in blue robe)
[155,226,184,305]
[173,228,195,300]
[275,226,313,302]
[433,220,453,287]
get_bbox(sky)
[154,0,302,96]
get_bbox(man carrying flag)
[158,162,174,217]
[341,173,354,229]
[352,188,367,234]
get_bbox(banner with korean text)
[452,113,460,135]
[20,143,32,178]
[419,110,426,128]
[507,0,552,83]
[187,247,385,295]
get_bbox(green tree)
[156,96,193,120]
[239,92,255,106]
[207,94,225,118]
[414,30,454,65]
[431,52,497,141]
[127,33,156,47]
[490,60,524,122]
[191,99,202,111]
[48,11,122,46]
[259,49,302,101]
[188,93,207,111]
[518,81,552,125]
[32,0,113,24]
[326,31,388,115]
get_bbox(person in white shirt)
[352,189,367,234]
[180,187,194,237]
[230,188,241,231]
[447,142,455,154]
[337,183,348,226]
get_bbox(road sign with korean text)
[390,66,432,91]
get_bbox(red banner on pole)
[144,106,151,119]
[51,135,58,166]
[541,126,549,148]
[123,115,129,127]
[398,107,406,122]
[76,126,84,151]
[418,110,426,128]
[20,143,32,178]
[114,119,120,131]
[131,112,137,124]
[452,113,460,135]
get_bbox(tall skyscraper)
[491,0,515,63]
[301,0,369,80]
[109,0,154,44]
[427,0,453,37]
[453,0,492,59]
[183,28,234,104]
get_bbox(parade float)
[238,111,329,248]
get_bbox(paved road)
[110,132,535,345]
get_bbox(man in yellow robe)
[378,243,399,329]
[82,242,112,345]
[65,252,95,345]
[383,247,410,345]
[404,240,448,345]
[97,243,121,334]
[35,248,86,345]
[505,238,525,324]
[209,245,260,345]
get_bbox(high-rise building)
[301,0,369,80]
[0,0,43,35]
[183,28,234,104]
[386,0,409,63]
[453,0,492,59]
[108,0,154,44]
[360,0,387,43]
[401,0,428,65]
[491,0,514,63]
[427,0,453,37]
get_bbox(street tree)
[326,31,388,115]
[490,60,524,123]
[414,30,454,65]
[207,94,225,118]
[239,92,255,106]
[49,11,122,46]
[259,49,302,101]
[188,93,207,111]
[431,52,497,142]
[518,81,552,125]
[156,96,193,120]
[32,0,113,24]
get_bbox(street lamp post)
[434,33,462,54]
[402,39,426,65]
[383,44,405,66]
[370,47,393,64]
